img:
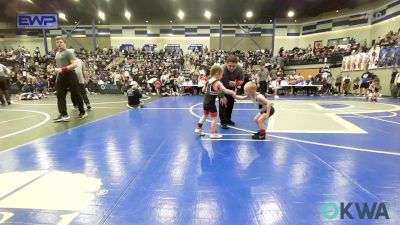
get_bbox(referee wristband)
[61,66,69,72]
[218,92,225,98]
[235,81,241,86]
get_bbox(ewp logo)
[321,202,390,220]
[17,14,58,29]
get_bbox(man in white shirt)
[72,58,91,110]
[177,74,185,85]
[267,77,280,98]
[161,73,170,84]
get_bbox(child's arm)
[213,81,236,106]
[235,95,248,100]
[214,82,236,98]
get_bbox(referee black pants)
[56,71,85,115]
[219,94,235,124]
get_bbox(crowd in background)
[279,38,358,65]
[378,28,400,48]
[282,28,400,66]
[0,45,280,97]
[187,48,275,70]
[0,45,119,95]
[1,28,400,102]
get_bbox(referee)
[219,55,244,129]
[52,36,86,122]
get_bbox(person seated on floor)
[36,79,47,98]
[127,81,144,108]
[367,79,380,102]
[353,77,360,93]
[267,77,280,99]
[17,82,42,100]
[154,79,161,95]
[170,79,180,96]
[341,74,352,96]
[182,78,194,95]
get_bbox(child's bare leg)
[256,114,268,131]
[195,112,208,133]
[210,113,218,134]
[252,113,268,139]
[253,114,261,130]
[210,113,222,138]
[198,114,207,125]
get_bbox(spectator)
[390,69,399,97]
[257,64,269,96]
[154,79,161,95]
[72,57,91,111]
[270,65,277,80]
[335,73,343,94]
[268,77,280,98]
[359,69,372,96]
[342,74,352,96]
[0,63,11,105]
[127,81,144,108]
[367,79,380,102]
[393,71,400,98]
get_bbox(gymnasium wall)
[285,64,329,70]
[292,68,320,78]
[110,36,210,52]
[273,0,400,55]
[210,36,272,51]
[298,26,372,50]
[370,16,400,42]
[0,0,399,56]
[274,36,299,54]
[49,37,111,51]
[0,37,48,53]
[296,17,400,51]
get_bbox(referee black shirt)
[221,65,244,90]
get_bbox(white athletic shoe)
[53,115,70,122]
[77,112,88,119]
[209,133,223,139]
[195,128,206,136]
[194,128,203,134]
